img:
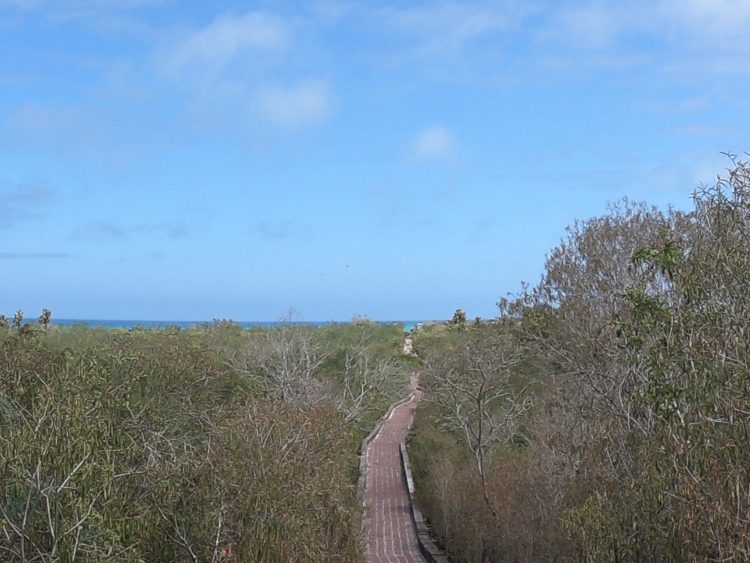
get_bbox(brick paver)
[363,383,425,563]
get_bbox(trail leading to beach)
[363,375,425,563]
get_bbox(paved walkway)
[364,381,425,563]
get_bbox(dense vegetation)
[5,158,750,562]
[410,158,750,562]
[0,320,412,562]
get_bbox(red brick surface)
[364,389,425,563]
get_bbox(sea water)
[53,319,424,331]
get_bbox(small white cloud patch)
[412,126,456,159]
[254,81,331,128]
[555,5,620,49]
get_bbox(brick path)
[364,383,425,563]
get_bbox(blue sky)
[2,0,749,321]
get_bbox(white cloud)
[307,1,356,24]
[151,12,335,131]
[378,1,532,60]
[163,11,289,76]
[528,0,750,79]
[386,3,509,39]
[254,81,331,128]
[548,0,750,53]
[552,4,622,49]
[1,0,165,22]
[412,126,456,159]
[656,0,750,41]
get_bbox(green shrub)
[1,322,412,562]
[409,158,750,562]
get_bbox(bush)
[409,157,750,562]
[0,322,412,562]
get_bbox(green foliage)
[447,308,467,331]
[411,324,550,561]
[0,322,411,562]
[409,158,750,562]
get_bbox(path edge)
[356,391,415,506]
[399,443,450,563]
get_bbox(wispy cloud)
[71,220,191,241]
[0,0,165,33]
[549,4,624,50]
[543,0,750,50]
[1,0,162,9]
[254,80,332,128]
[379,1,528,57]
[670,124,735,137]
[0,251,70,259]
[0,180,56,228]
[467,216,496,242]
[164,222,189,239]
[248,220,312,241]
[250,221,292,241]
[411,126,456,160]
[1,0,164,17]
[540,0,750,74]
[160,11,289,77]
[656,0,750,44]
[152,11,334,132]
[639,151,731,195]
[72,221,129,240]
[3,103,106,150]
